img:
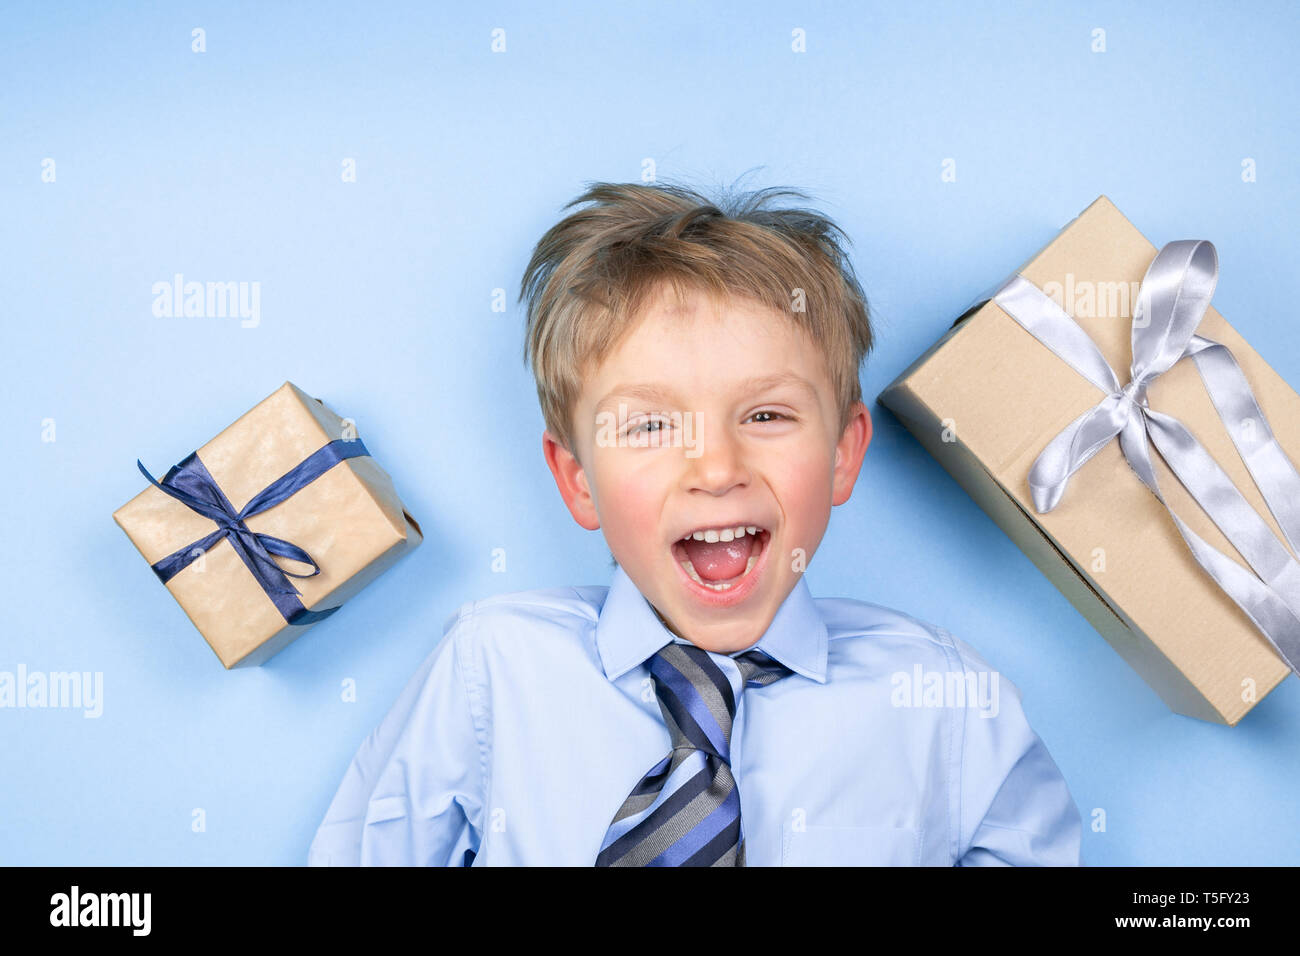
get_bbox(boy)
[308,180,1083,866]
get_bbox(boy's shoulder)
[815,593,999,675]
[438,583,605,643]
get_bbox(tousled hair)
[519,178,873,456]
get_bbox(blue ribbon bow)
[136,438,370,625]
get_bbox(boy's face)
[543,286,872,654]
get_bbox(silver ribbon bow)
[992,240,1300,676]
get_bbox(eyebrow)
[594,371,819,414]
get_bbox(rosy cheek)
[776,463,831,535]
[594,469,659,541]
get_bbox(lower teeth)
[681,553,758,590]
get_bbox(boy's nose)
[683,427,750,494]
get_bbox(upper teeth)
[682,525,761,543]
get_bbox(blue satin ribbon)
[136,438,370,626]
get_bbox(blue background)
[2,1,1297,865]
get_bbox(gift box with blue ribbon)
[113,382,423,668]
[879,197,1300,724]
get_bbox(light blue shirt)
[308,565,1082,866]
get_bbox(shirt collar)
[595,564,828,684]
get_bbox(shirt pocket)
[781,821,923,866]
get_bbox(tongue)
[682,535,756,582]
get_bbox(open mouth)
[670,524,772,597]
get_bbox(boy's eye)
[623,410,791,438]
[628,417,671,435]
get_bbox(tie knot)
[647,642,793,764]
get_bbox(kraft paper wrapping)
[878,197,1300,725]
[113,382,422,668]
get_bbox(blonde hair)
[519,179,873,456]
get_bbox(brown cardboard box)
[878,196,1299,725]
[114,382,422,668]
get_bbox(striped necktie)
[595,640,794,866]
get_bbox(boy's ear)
[831,401,872,507]
[542,430,601,531]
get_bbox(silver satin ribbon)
[991,240,1300,676]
